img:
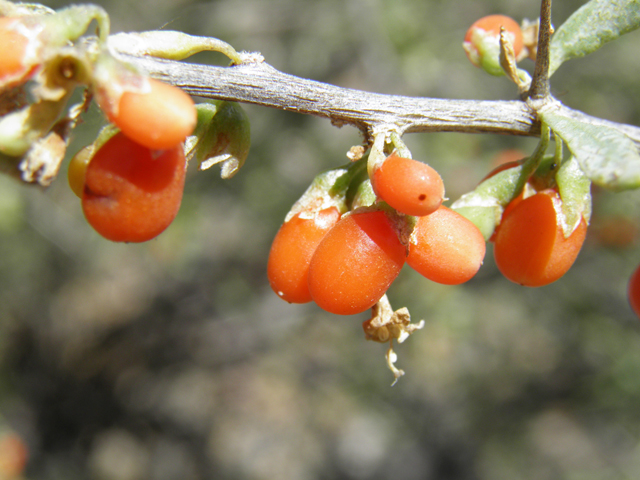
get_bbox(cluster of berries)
[463,13,640,321]
[0,3,250,243]
[267,150,486,316]
[0,4,193,242]
[66,63,197,242]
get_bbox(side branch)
[124,53,640,148]
[528,0,552,100]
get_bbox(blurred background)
[2,0,640,478]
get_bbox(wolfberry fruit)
[407,206,485,285]
[463,14,523,74]
[371,152,444,217]
[0,17,38,87]
[493,189,587,287]
[101,77,197,150]
[267,207,341,304]
[628,264,640,319]
[82,131,186,242]
[308,209,406,315]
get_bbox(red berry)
[493,189,587,287]
[308,209,406,315]
[267,207,341,304]
[371,152,444,217]
[407,206,485,285]
[101,77,197,150]
[82,131,186,242]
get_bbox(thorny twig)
[528,0,553,100]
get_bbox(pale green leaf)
[549,0,640,76]
[556,155,592,237]
[540,110,640,191]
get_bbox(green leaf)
[556,155,592,237]
[549,0,640,76]
[450,164,527,240]
[108,31,242,64]
[450,205,502,241]
[187,101,251,179]
[540,109,640,191]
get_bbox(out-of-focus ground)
[2,0,640,478]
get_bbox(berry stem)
[388,131,412,159]
[515,123,550,195]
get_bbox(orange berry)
[464,14,524,65]
[407,206,485,285]
[104,78,196,150]
[493,189,587,287]
[0,17,38,86]
[267,207,341,304]
[82,131,186,242]
[372,152,444,217]
[308,209,405,315]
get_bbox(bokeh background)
[2,0,640,478]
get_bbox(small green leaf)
[108,31,242,64]
[187,101,251,179]
[450,165,526,240]
[285,166,354,222]
[549,0,640,76]
[540,109,640,191]
[451,205,502,241]
[556,155,592,237]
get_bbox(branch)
[121,53,640,149]
[528,0,552,100]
